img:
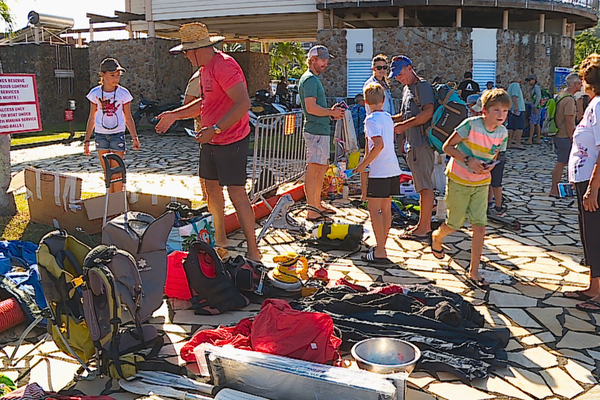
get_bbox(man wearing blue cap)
[389,55,436,240]
[298,45,345,220]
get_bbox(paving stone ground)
[4,136,600,400]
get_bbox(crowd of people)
[80,20,600,312]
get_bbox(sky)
[5,0,132,40]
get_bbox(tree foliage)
[269,42,306,81]
[574,30,600,68]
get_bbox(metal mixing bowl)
[351,338,421,375]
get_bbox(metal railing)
[249,112,306,203]
[317,0,598,11]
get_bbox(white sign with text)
[0,74,42,134]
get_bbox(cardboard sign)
[0,74,42,134]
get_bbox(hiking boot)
[489,207,506,217]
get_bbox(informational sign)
[554,67,572,95]
[64,110,74,122]
[0,74,42,134]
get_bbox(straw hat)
[169,22,225,54]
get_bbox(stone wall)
[227,52,270,96]
[373,28,473,99]
[0,43,90,125]
[89,38,193,112]
[496,30,574,92]
[316,29,348,99]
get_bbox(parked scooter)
[133,94,185,133]
[248,89,288,131]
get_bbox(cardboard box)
[24,167,191,235]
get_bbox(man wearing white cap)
[156,22,261,263]
[298,45,345,220]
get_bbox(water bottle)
[435,196,447,220]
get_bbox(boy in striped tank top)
[431,89,511,289]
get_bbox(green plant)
[270,42,306,81]
[574,30,600,69]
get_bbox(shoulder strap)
[553,94,575,130]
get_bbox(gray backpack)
[102,210,175,320]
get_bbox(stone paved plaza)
[3,134,600,400]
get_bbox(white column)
[318,11,324,30]
[145,0,155,37]
[562,18,567,36]
[89,24,94,42]
[502,10,509,30]
[456,8,462,28]
[77,32,82,47]
[329,10,334,29]
[399,8,404,27]
[539,13,545,33]
[34,26,40,44]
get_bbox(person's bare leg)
[199,177,208,203]
[205,179,228,248]
[550,162,566,196]
[305,163,328,218]
[469,224,487,281]
[492,186,503,208]
[431,222,455,253]
[569,276,600,302]
[526,123,534,144]
[507,130,515,148]
[368,197,388,259]
[534,125,541,144]
[228,186,261,261]
[513,129,524,149]
[382,197,392,240]
[411,188,434,235]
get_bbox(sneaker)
[489,207,506,217]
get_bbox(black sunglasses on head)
[374,65,389,71]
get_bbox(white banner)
[0,74,41,134]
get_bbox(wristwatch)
[212,124,222,135]
[464,155,470,164]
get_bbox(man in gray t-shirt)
[390,55,436,240]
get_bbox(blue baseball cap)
[388,55,412,79]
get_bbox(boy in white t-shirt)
[356,83,402,263]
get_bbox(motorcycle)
[248,89,288,131]
[133,94,185,133]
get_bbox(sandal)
[398,230,432,241]
[575,299,600,313]
[563,291,593,301]
[467,277,490,290]
[431,246,445,260]
[361,248,392,264]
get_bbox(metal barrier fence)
[249,112,306,203]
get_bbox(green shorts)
[445,179,489,229]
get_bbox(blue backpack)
[416,82,469,154]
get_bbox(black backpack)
[183,241,250,315]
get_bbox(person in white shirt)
[84,58,140,193]
[356,83,401,264]
[563,53,600,312]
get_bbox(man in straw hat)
[156,22,261,262]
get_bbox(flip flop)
[563,291,593,301]
[466,277,490,290]
[398,231,431,241]
[306,215,331,222]
[575,299,600,313]
[361,248,392,264]
[320,208,337,215]
[431,246,445,260]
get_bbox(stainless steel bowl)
[351,338,421,375]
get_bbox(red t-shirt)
[200,52,250,145]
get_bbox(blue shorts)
[95,132,126,152]
[507,112,526,130]
[554,137,572,164]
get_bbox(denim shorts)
[95,132,126,151]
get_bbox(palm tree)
[0,1,15,216]
[270,42,306,82]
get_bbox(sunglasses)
[374,65,389,71]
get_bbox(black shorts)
[367,176,401,198]
[490,153,506,188]
[199,135,249,187]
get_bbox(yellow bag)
[321,165,345,200]
[108,354,145,379]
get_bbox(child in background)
[356,83,401,263]
[84,58,140,193]
[351,93,367,149]
[430,89,511,288]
